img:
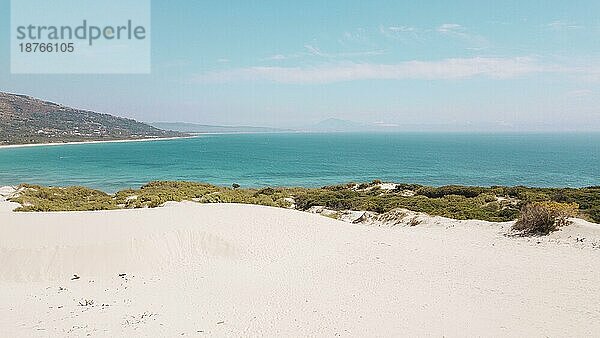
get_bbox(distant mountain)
[151,122,291,134]
[0,92,184,145]
[307,118,367,132]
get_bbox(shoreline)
[0,132,305,149]
[0,135,197,150]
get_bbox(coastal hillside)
[0,92,184,145]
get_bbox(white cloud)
[265,54,288,61]
[304,45,325,57]
[304,45,385,58]
[566,89,593,98]
[379,25,422,41]
[263,45,384,62]
[546,20,583,30]
[437,23,464,34]
[341,28,368,43]
[437,23,489,49]
[193,57,547,84]
[388,26,416,33]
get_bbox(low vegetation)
[113,181,291,209]
[11,184,118,211]
[9,181,600,225]
[512,202,579,235]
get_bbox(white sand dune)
[1,201,600,336]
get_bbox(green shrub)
[11,184,117,211]
[393,183,422,191]
[357,183,370,190]
[512,202,578,235]
[9,181,600,224]
[588,207,600,223]
[322,182,356,191]
[416,185,485,198]
[478,193,498,203]
[256,187,275,196]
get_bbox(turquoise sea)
[0,133,598,192]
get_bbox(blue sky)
[1,0,599,130]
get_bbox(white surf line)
[0,136,198,150]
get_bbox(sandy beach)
[0,136,196,150]
[0,195,599,336]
